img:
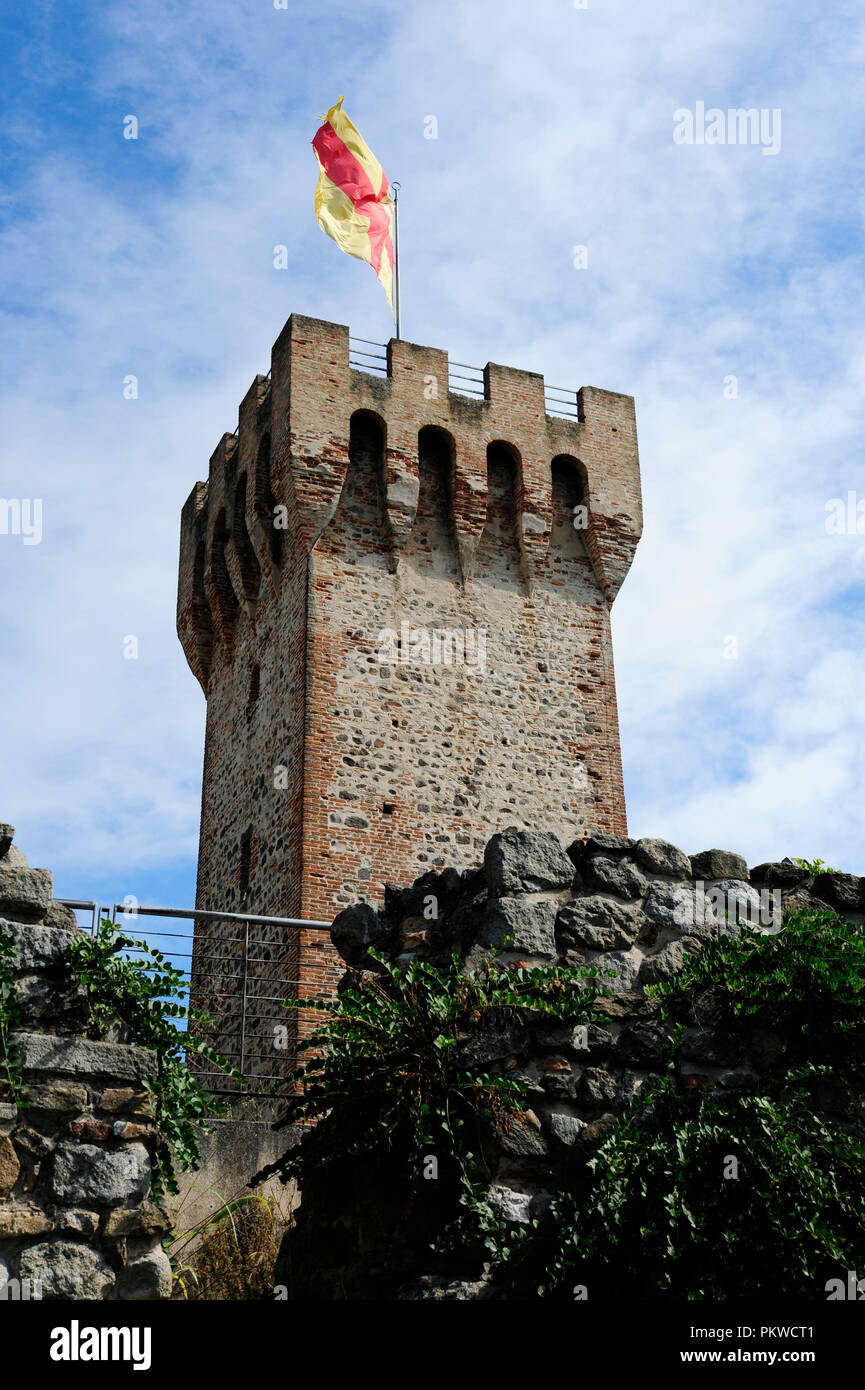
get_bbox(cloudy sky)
[1,0,863,919]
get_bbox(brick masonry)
[177,314,642,1049]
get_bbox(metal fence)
[57,900,334,1100]
[349,334,388,376]
[348,334,581,418]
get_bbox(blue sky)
[1,0,863,925]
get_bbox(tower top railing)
[340,333,581,417]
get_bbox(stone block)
[479,896,558,957]
[0,1206,52,1237]
[585,855,647,900]
[14,1033,156,1083]
[812,872,865,914]
[639,940,688,985]
[689,849,749,881]
[43,900,81,931]
[643,883,704,933]
[0,1134,21,1197]
[115,1242,173,1300]
[544,1112,585,1147]
[0,920,79,972]
[24,1081,88,1113]
[578,1067,618,1106]
[484,828,575,894]
[0,867,53,922]
[103,1201,172,1239]
[19,1240,115,1300]
[97,1088,151,1116]
[594,948,641,993]
[634,837,691,878]
[14,973,89,1029]
[51,1142,151,1205]
[486,1184,532,1225]
[67,1118,113,1143]
[54,1210,100,1238]
[330,902,387,966]
[749,860,808,888]
[556,895,638,951]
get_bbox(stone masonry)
[0,824,173,1300]
[275,826,865,1298]
[176,314,642,1052]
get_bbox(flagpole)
[391,181,401,339]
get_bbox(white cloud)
[1,0,863,888]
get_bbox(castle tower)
[177,313,641,1061]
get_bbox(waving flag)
[312,96,395,315]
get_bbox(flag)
[312,96,395,314]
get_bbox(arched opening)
[210,508,239,642]
[232,474,261,601]
[549,455,589,560]
[474,441,525,588]
[255,434,282,566]
[318,411,389,565]
[192,539,214,678]
[404,425,460,578]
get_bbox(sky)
[1,0,863,928]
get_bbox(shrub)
[500,906,865,1298]
[262,950,605,1193]
[171,1195,284,1301]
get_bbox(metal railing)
[448,361,485,399]
[217,335,583,434]
[349,335,388,377]
[55,899,102,935]
[544,385,580,421]
[447,360,581,418]
[56,900,337,1098]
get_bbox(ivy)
[0,927,29,1109]
[506,1067,865,1299]
[67,919,243,1202]
[496,905,865,1298]
[650,905,865,1078]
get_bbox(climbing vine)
[66,919,243,1202]
[0,927,29,1109]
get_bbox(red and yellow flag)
[312,96,395,314]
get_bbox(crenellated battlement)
[177,314,641,692]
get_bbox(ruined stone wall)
[276,826,865,1299]
[177,313,641,1045]
[0,826,172,1300]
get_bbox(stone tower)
[177,313,641,1056]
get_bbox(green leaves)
[795,856,838,875]
[67,919,242,1202]
[0,927,29,1108]
[496,903,865,1299]
[266,951,603,1209]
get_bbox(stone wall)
[0,825,173,1300]
[275,826,865,1299]
[168,1119,297,1255]
[177,313,642,1050]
